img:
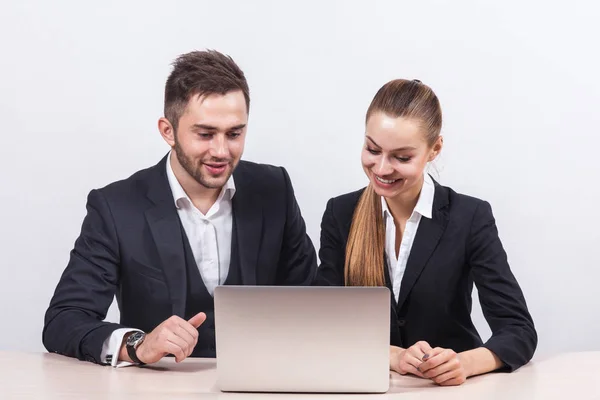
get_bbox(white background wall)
[1,0,598,358]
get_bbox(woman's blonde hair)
[344,79,442,286]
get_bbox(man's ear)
[158,117,176,147]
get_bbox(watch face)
[127,331,145,347]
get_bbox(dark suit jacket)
[314,179,537,372]
[43,155,317,364]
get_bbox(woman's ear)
[428,135,443,161]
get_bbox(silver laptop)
[214,286,390,393]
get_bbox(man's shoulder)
[236,159,284,179]
[92,157,165,202]
[234,160,290,191]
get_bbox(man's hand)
[120,312,206,364]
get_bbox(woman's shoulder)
[330,187,366,205]
[434,179,494,219]
[323,187,366,222]
[330,186,367,206]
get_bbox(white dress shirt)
[382,173,435,303]
[101,151,235,367]
[166,152,236,295]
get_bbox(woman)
[314,79,537,386]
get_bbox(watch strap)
[126,333,146,365]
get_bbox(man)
[42,50,317,367]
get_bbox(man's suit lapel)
[144,155,187,317]
[231,163,262,286]
[396,182,450,311]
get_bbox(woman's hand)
[418,347,468,386]
[390,341,432,377]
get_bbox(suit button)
[398,319,406,327]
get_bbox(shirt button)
[398,319,406,327]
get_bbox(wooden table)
[1,351,599,399]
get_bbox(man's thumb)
[188,312,207,328]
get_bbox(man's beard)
[173,135,234,189]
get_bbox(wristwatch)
[125,331,146,365]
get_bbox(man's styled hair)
[164,50,250,131]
